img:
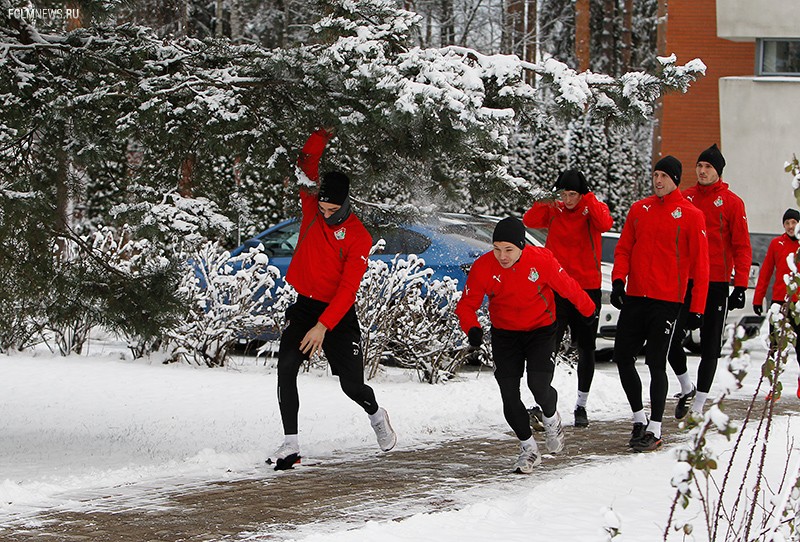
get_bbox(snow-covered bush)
[664,158,800,541]
[167,242,281,367]
[356,249,469,383]
[38,226,185,357]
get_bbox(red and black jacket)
[456,245,595,333]
[523,192,613,289]
[284,129,372,330]
[612,189,710,314]
[754,233,800,306]
[683,181,751,287]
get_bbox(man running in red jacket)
[524,169,613,428]
[611,156,709,452]
[270,128,396,470]
[668,144,752,418]
[456,217,596,474]
[753,208,800,399]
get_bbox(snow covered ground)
[1,329,798,541]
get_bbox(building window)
[757,39,800,76]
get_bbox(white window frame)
[756,38,800,76]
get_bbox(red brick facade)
[658,0,754,189]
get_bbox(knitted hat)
[782,208,800,223]
[697,144,726,176]
[554,169,589,195]
[492,217,526,250]
[318,171,350,205]
[654,155,682,186]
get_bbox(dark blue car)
[230,212,520,287]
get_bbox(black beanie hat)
[654,155,682,186]
[554,169,589,195]
[318,171,350,205]
[492,217,526,250]
[782,208,800,224]
[697,144,726,176]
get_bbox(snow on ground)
[0,329,798,541]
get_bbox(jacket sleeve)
[611,206,637,284]
[317,230,372,330]
[297,128,334,187]
[753,239,776,306]
[584,192,614,233]
[687,211,710,314]
[522,201,556,229]
[546,253,595,317]
[729,196,753,288]
[455,259,487,334]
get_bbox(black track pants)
[277,296,378,435]
[555,289,602,393]
[613,297,681,423]
[668,281,729,393]
[492,324,559,441]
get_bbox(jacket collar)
[695,180,727,195]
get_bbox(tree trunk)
[621,0,633,71]
[575,0,590,71]
[65,1,84,30]
[600,0,616,74]
[230,0,241,42]
[178,0,189,37]
[651,0,668,161]
[179,154,195,197]
[440,0,455,46]
[215,0,224,37]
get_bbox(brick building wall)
[658,0,754,189]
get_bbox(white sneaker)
[514,443,541,474]
[544,411,565,454]
[270,441,300,463]
[371,407,397,451]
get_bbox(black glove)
[610,280,626,310]
[728,286,747,310]
[686,312,704,330]
[583,309,598,326]
[467,326,484,348]
[753,303,763,316]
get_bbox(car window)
[372,226,432,255]
[257,221,300,258]
[750,233,774,266]
[601,235,619,264]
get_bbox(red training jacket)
[753,233,800,306]
[284,129,372,330]
[612,189,710,314]
[455,245,595,333]
[683,180,751,286]
[523,192,613,289]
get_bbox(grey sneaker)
[514,443,542,474]
[268,441,301,470]
[270,441,299,461]
[544,411,565,454]
[371,407,397,452]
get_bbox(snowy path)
[3,398,797,542]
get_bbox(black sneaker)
[674,386,697,420]
[574,406,589,428]
[631,431,663,452]
[527,406,545,432]
[628,422,647,448]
